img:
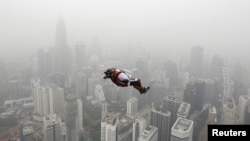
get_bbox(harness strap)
[114,71,122,84]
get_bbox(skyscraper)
[127,97,138,116]
[32,83,54,116]
[65,94,79,141]
[163,96,181,127]
[43,114,64,141]
[77,99,83,133]
[171,117,194,141]
[177,102,191,119]
[189,46,204,78]
[101,112,119,141]
[54,17,72,75]
[133,114,149,141]
[150,105,171,141]
[37,48,53,78]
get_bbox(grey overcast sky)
[0,0,250,59]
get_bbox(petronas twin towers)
[54,17,73,75]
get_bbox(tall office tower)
[37,48,53,78]
[32,83,54,116]
[133,114,149,141]
[163,60,178,86]
[177,102,191,119]
[75,43,86,68]
[170,117,194,141]
[243,103,250,124]
[182,72,190,89]
[237,95,250,124]
[65,94,79,141]
[72,68,87,99]
[194,79,206,111]
[209,55,223,79]
[20,125,34,141]
[150,105,171,141]
[137,126,158,141]
[183,82,196,114]
[101,112,119,141]
[102,101,108,120]
[221,67,234,101]
[204,79,216,105]
[47,72,65,88]
[88,73,100,96]
[77,99,83,133]
[127,97,138,116]
[49,84,65,116]
[95,84,105,102]
[54,17,72,75]
[9,75,21,99]
[189,46,204,78]
[220,98,237,124]
[207,106,217,124]
[43,114,64,141]
[163,96,182,127]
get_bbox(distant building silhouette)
[189,46,204,78]
[54,17,73,75]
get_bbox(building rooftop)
[173,117,193,132]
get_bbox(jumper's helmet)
[103,68,113,79]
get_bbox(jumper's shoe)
[140,87,150,94]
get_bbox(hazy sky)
[0,0,250,59]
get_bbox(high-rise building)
[9,75,21,99]
[65,94,79,141]
[43,114,65,141]
[207,106,217,124]
[150,105,171,141]
[138,126,158,141]
[243,103,250,124]
[221,67,234,101]
[37,48,54,78]
[133,114,149,141]
[32,83,54,116]
[163,96,182,127]
[94,84,105,102]
[72,68,87,99]
[47,72,65,88]
[194,79,206,111]
[177,102,191,119]
[171,117,194,141]
[237,95,250,124]
[77,99,83,133]
[209,55,223,79]
[163,60,178,86]
[54,17,72,75]
[220,98,237,124]
[101,112,119,141]
[49,84,64,115]
[127,97,138,116]
[189,46,204,78]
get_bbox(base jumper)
[103,67,150,94]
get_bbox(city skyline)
[0,0,250,61]
[1,1,250,141]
